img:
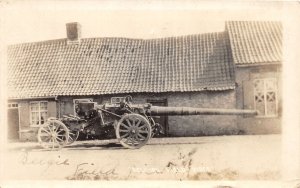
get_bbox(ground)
[0,135,281,181]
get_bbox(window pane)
[256,100,265,116]
[40,112,48,125]
[255,91,265,116]
[265,79,276,91]
[30,102,49,125]
[266,91,277,116]
[254,79,264,92]
[31,112,39,125]
[40,102,48,110]
[255,92,264,103]
[30,103,39,111]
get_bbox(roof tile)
[226,21,282,64]
[8,32,235,99]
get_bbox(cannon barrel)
[149,106,258,116]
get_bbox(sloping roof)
[7,32,235,99]
[226,21,282,65]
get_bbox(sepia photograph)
[0,1,299,187]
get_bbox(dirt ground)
[0,135,281,181]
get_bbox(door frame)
[7,102,20,140]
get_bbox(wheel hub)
[129,127,138,135]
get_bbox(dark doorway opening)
[7,107,19,141]
[147,99,168,137]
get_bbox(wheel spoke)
[54,124,59,132]
[54,138,60,144]
[139,130,149,134]
[133,135,140,142]
[120,133,129,138]
[121,123,130,129]
[137,133,146,139]
[131,118,136,127]
[128,136,136,144]
[47,125,53,134]
[43,136,51,142]
[139,124,148,129]
[125,119,132,127]
[56,129,64,134]
[51,138,55,149]
[41,128,51,135]
[56,137,64,142]
[56,133,66,137]
[136,119,142,127]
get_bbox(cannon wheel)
[37,119,69,150]
[116,114,152,149]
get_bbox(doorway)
[7,103,20,140]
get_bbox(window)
[8,103,18,109]
[30,101,48,125]
[73,98,93,116]
[254,78,278,117]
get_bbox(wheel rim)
[116,114,151,149]
[37,120,69,150]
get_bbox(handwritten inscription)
[129,166,211,174]
[20,151,69,170]
[67,162,118,180]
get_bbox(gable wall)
[235,64,282,134]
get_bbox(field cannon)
[37,96,257,150]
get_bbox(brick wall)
[235,64,282,134]
[15,90,238,141]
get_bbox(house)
[7,21,282,141]
[226,21,282,134]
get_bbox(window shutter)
[243,80,254,110]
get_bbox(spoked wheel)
[37,119,69,150]
[116,114,152,149]
[67,130,79,145]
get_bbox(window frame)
[253,78,278,118]
[73,98,93,116]
[29,101,48,127]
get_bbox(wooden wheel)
[116,114,152,149]
[37,119,69,150]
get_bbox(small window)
[73,98,93,116]
[30,101,48,126]
[254,78,278,117]
[8,103,18,109]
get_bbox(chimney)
[66,22,81,44]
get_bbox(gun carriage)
[37,96,257,150]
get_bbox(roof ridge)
[8,31,226,48]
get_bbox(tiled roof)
[7,32,235,99]
[226,21,282,65]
